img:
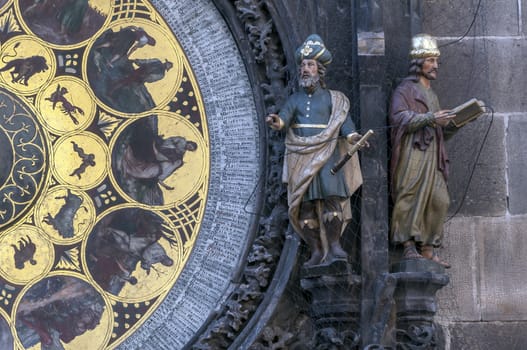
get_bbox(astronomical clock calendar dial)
[0,0,262,348]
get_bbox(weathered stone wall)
[420,1,527,348]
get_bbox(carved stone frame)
[187,0,299,348]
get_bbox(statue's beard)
[421,68,438,81]
[299,74,320,89]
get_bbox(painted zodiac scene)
[0,1,209,349]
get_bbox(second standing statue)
[389,34,459,268]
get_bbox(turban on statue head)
[295,34,332,66]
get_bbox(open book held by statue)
[449,98,485,127]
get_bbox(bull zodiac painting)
[0,0,209,348]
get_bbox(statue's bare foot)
[429,254,451,268]
[421,246,450,268]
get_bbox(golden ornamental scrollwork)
[0,87,48,230]
[0,1,209,349]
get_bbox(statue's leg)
[420,175,450,268]
[322,197,347,262]
[299,201,323,266]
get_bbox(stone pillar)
[357,0,390,346]
[300,261,361,350]
[391,260,449,349]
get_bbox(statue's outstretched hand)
[266,114,283,130]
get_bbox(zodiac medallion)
[0,1,209,348]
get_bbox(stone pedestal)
[300,260,361,350]
[391,259,449,349]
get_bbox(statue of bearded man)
[266,34,364,267]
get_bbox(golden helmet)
[409,33,440,58]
